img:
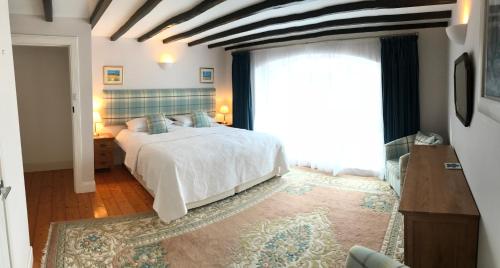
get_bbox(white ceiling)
[8,0,454,46]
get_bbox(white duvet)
[116,125,288,222]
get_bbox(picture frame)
[200,67,214,83]
[103,66,123,85]
[479,0,500,123]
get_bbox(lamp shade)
[93,111,102,122]
[220,105,229,114]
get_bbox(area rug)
[42,168,404,267]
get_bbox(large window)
[252,39,385,177]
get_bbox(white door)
[0,1,33,267]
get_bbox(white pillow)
[126,117,148,132]
[171,115,193,127]
[414,131,437,145]
[127,116,173,132]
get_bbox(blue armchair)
[385,132,443,196]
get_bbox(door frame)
[11,34,84,193]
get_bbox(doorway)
[13,46,73,172]
[12,46,74,260]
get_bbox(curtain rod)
[231,32,419,53]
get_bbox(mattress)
[115,125,288,222]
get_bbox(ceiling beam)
[111,0,162,41]
[188,0,456,47]
[90,0,113,29]
[161,0,306,44]
[42,0,53,22]
[208,11,451,48]
[137,0,227,42]
[225,21,449,51]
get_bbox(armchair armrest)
[399,153,411,193]
[345,246,408,268]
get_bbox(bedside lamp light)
[220,105,229,124]
[93,111,102,136]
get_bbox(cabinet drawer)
[94,159,113,169]
[95,151,113,162]
[94,140,113,151]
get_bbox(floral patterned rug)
[42,168,404,267]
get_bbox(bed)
[103,88,288,222]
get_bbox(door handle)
[0,181,11,201]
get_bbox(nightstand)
[94,133,114,170]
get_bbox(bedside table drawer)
[94,133,115,170]
[94,140,113,151]
[94,159,113,169]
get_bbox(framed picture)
[200,67,214,83]
[103,66,123,85]
[480,0,500,123]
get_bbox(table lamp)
[220,105,229,125]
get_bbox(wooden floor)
[24,166,154,267]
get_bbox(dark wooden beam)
[90,0,112,29]
[111,0,162,41]
[188,0,456,47]
[137,0,227,42]
[208,11,451,48]
[161,0,306,44]
[42,0,53,22]
[225,21,449,51]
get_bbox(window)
[252,39,385,177]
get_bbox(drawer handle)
[99,143,107,147]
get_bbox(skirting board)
[23,161,73,173]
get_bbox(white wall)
[418,28,450,140]
[13,46,73,172]
[449,1,500,267]
[0,2,32,267]
[92,37,233,120]
[10,14,95,193]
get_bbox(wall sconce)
[158,54,175,69]
[446,24,468,45]
[447,0,471,45]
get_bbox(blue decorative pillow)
[146,114,169,134]
[192,111,211,128]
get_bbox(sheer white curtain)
[252,38,385,177]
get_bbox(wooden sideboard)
[399,145,480,268]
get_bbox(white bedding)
[116,125,288,222]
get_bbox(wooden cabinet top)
[399,145,479,217]
[93,132,114,141]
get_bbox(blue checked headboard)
[102,88,216,125]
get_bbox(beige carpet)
[43,168,403,267]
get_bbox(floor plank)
[24,166,154,268]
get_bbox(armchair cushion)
[345,245,408,268]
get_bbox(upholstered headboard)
[102,88,216,125]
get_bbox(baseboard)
[75,179,96,193]
[26,246,33,268]
[23,161,73,172]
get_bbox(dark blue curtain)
[232,51,253,130]
[381,35,420,143]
